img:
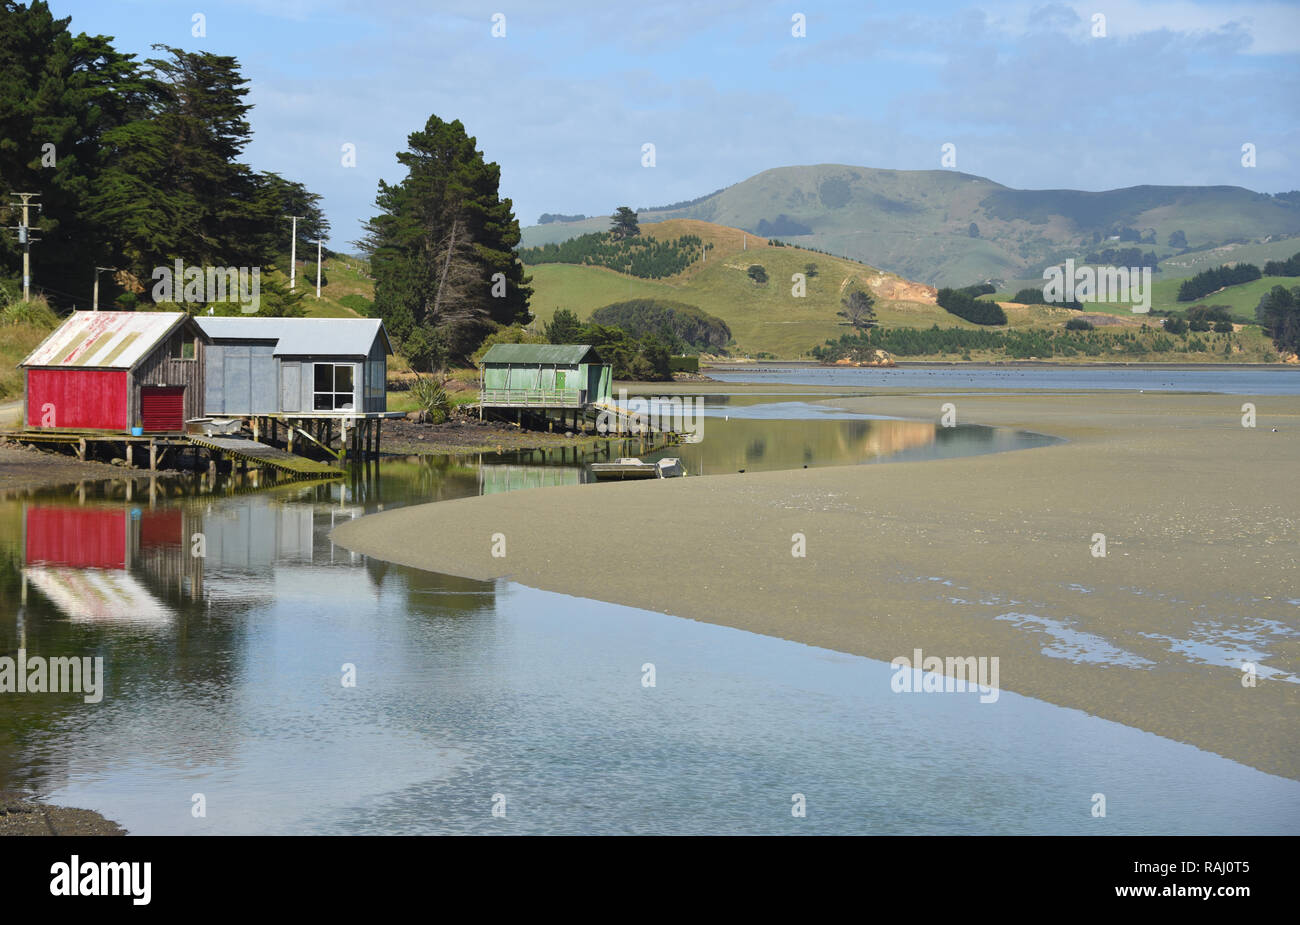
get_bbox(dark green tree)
[545,307,585,343]
[747,264,768,284]
[610,206,639,238]
[838,289,877,330]
[1168,229,1187,248]
[90,45,276,293]
[362,115,532,359]
[1255,285,1300,353]
[0,1,144,301]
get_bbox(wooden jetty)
[186,435,341,478]
[0,428,341,480]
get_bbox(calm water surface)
[2,396,1296,834]
[709,364,1300,395]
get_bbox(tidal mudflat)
[335,386,1300,783]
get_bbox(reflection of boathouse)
[21,504,197,623]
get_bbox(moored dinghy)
[590,457,686,480]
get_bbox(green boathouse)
[478,344,612,410]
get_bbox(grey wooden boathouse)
[195,317,392,415]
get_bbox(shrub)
[409,375,451,424]
[747,264,768,284]
[1064,318,1094,331]
[403,326,449,373]
[0,294,59,329]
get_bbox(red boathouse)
[19,311,205,433]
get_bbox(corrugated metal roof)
[21,311,187,369]
[481,343,599,365]
[195,317,392,356]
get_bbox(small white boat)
[187,417,242,436]
[590,457,685,481]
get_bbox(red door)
[140,386,184,432]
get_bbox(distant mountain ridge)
[521,165,1300,287]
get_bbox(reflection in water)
[1,401,1294,834]
[637,415,1054,475]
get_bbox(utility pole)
[9,193,41,302]
[289,216,305,290]
[315,238,322,299]
[93,267,116,310]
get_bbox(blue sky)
[49,0,1300,249]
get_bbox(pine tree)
[0,1,143,299]
[362,115,532,359]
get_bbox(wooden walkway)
[186,435,340,477]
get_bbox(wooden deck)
[0,429,341,479]
[480,387,586,409]
[185,435,340,477]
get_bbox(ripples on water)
[1,399,1297,834]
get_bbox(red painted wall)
[25,507,128,569]
[26,368,129,430]
[138,509,182,548]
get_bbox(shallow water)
[709,364,1300,395]
[1,398,1297,834]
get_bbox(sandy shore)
[0,792,125,836]
[333,387,1300,780]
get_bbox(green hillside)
[520,165,1300,288]
[991,274,1296,321]
[524,219,1073,357]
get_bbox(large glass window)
[313,363,355,410]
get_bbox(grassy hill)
[521,165,1300,288]
[989,274,1297,321]
[525,219,1079,356]
[288,255,374,318]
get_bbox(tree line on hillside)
[811,324,1239,361]
[1177,263,1262,301]
[518,231,708,279]
[1011,287,1084,310]
[936,287,1007,325]
[1082,247,1159,269]
[537,213,587,224]
[0,2,326,312]
[588,299,731,352]
[1263,251,1300,276]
